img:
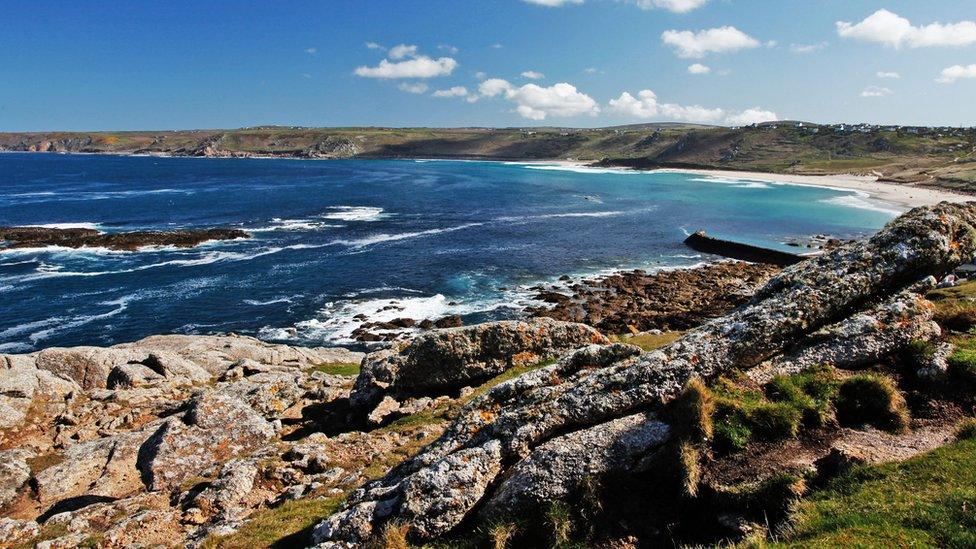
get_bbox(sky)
[2,0,976,131]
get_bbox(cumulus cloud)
[398,82,429,94]
[355,54,457,79]
[687,63,711,74]
[388,44,419,60]
[936,64,976,84]
[607,89,724,123]
[877,71,901,79]
[790,42,828,54]
[365,42,384,50]
[478,78,599,120]
[837,9,976,48]
[860,86,893,98]
[725,108,778,126]
[661,26,761,58]
[521,70,545,79]
[432,86,469,97]
[625,0,708,12]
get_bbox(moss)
[956,418,976,440]
[307,362,361,377]
[772,439,976,547]
[835,374,910,433]
[200,496,344,548]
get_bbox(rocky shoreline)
[2,204,976,548]
[0,226,249,251]
[527,261,781,334]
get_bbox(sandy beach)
[527,160,970,210]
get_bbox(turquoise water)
[0,154,897,352]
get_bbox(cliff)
[2,123,975,192]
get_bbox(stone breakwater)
[0,226,249,251]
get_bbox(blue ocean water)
[0,153,899,353]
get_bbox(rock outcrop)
[349,318,609,419]
[0,226,250,251]
[314,202,976,545]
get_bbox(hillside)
[3,122,976,192]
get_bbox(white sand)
[652,168,970,210]
[529,160,970,211]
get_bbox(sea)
[0,153,901,353]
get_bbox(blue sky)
[2,1,976,130]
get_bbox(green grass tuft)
[835,374,910,433]
[307,362,361,377]
[947,348,976,385]
[956,418,976,440]
[200,496,344,548]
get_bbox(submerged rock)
[0,226,249,251]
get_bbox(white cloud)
[365,42,384,50]
[625,0,708,13]
[474,71,487,80]
[432,86,469,98]
[725,107,778,126]
[305,47,317,55]
[438,44,459,54]
[522,0,583,5]
[860,86,893,98]
[490,43,504,49]
[936,64,976,84]
[687,63,711,74]
[876,71,901,79]
[583,67,601,74]
[790,42,828,54]
[479,79,599,120]
[607,89,724,123]
[478,78,514,97]
[388,44,419,60]
[661,26,761,58]
[837,9,976,49]
[521,70,545,79]
[355,55,458,79]
[300,73,312,79]
[398,82,429,94]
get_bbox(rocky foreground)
[2,203,976,548]
[0,226,249,251]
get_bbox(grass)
[946,347,976,385]
[834,374,910,433]
[955,418,976,440]
[200,496,345,549]
[927,280,976,333]
[772,438,976,548]
[307,362,361,377]
[612,331,683,351]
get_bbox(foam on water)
[318,206,387,222]
[331,222,485,248]
[820,195,903,215]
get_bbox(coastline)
[518,159,970,210]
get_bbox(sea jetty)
[683,229,806,267]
